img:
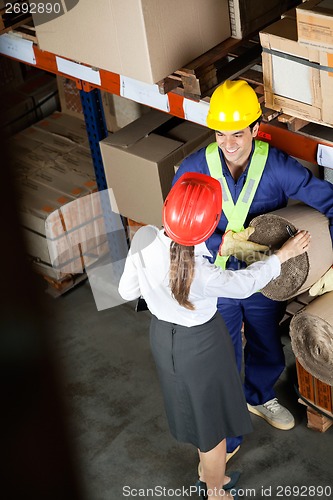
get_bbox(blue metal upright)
[80,87,108,191]
[79,87,130,270]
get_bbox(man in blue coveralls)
[173,80,333,460]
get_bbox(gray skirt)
[150,312,253,452]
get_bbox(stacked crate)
[260,1,333,129]
[10,112,109,294]
[56,76,151,133]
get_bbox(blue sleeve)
[275,151,333,243]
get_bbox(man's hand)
[309,266,333,296]
[219,227,270,264]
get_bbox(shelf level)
[1,31,333,165]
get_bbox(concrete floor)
[46,279,333,500]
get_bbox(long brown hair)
[169,241,195,310]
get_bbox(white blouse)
[118,226,281,327]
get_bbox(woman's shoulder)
[130,225,163,252]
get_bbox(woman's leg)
[198,439,236,499]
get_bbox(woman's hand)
[275,230,311,264]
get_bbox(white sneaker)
[248,398,295,430]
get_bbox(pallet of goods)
[260,5,333,128]
[10,111,108,296]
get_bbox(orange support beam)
[168,92,185,120]
[259,122,332,165]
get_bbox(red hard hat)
[163,172,222,246]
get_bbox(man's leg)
[242,293,294,430]
[242,293,286,404]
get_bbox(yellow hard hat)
[206,80,262,131]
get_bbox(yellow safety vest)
[205,140,269,269]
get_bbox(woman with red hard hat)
[119,173,310,500]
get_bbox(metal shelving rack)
[1,30,333,177]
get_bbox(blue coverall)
[174,141,333,452]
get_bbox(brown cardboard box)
[32,0,231,84]
[228,0,302,39]
[56,76,150,133]
[56,76,83,119]
[260,17,333,127]
[12,112,107,277]
[174,133,216,172]
[296,0,333,51]
[101,92,151,133]
[33,111,90,147]
[100,110,212,227]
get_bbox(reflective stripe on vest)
[205,140,269,269]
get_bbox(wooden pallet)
[42,272,88,298]
[0,2,32,35]
[10,18,37,43]
[298,399,333,433]
[277,114,310,133]
[157,36,263,101]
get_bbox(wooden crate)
[296,359,333,412]
[306,406,333,433]
[296,359,333,432]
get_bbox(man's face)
[215,122,259,166]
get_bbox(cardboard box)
[12,112,108,277]
[100,110,212,227]
[228,0,302,39]
[32,0,231,84]
[174,133,215,173]
[56,76,150,133]
[19,175,107,277]
[56,76,84,120]
[296,0,333,51]
[33,111,90,148]
[101,92,151,133]
[260,17,333,127]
